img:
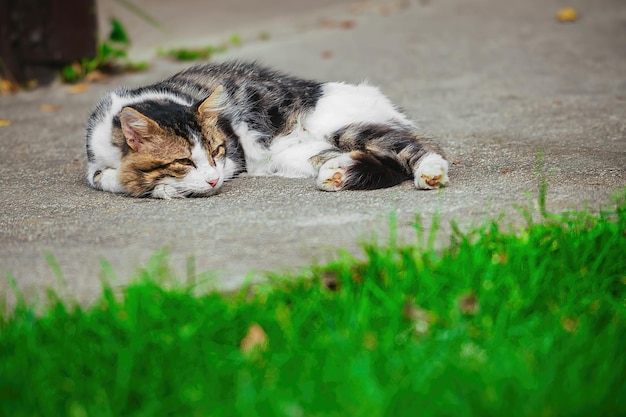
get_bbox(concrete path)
[1,0,625,305]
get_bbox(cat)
[85,61,449,198]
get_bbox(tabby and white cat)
[86,61,448,198]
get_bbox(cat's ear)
[198,85,227,119]
[119,107,160,152]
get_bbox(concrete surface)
[1,0,625,306]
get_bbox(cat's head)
[117,86,229,198]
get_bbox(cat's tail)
[316,150,409,191]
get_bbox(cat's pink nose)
[207,178,219,188]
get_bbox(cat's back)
[163,61,322,104]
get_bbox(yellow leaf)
[363,331,378,350]
[557,7,578,22]
[240,323,268,354]
[40,104,61,112]
[0,119,10,127]
[0,79,19,95]
[84,70,109,83]
[561,317,579,333]
[67,83,89,94]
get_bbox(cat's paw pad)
[316,155,354,191]
[320,168,347,191]
[415,154,449,190]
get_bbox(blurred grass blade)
[109,18,131,44]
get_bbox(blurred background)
[1,0,409,85]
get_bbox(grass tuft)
[1,190,625,416]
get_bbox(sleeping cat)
[86,61,448,198]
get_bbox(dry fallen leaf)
[0,119,11,127]
[491,252,508,265]
[320,271,340,291]
[363,331,378,350]
[458,292,480,315]
[67,83,89,94]
[40,104,61,112]
[557,7,578,22]
[561,316,578,333]
[240,323,268,354]
[84,70,110,83]
[339,20,355,29]
[0,79,19,95]
[403,297,432,335]
[320,18,355,30]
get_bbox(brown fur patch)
[148,129,191,161]
[119,107,192,160]
[118,126,193,197]
[119,152,193,197]
[111,126,127,152]
[198,87,228,165]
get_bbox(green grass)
[1,190,625,417]
[157,34,243,62]
[60,18,148,84]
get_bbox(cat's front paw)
[92,168,125,193]
[151,183,183,199]
[316,155,354,191]
[414,153,449,190]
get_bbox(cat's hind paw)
[414,153,449,190]
[316,155,354,191]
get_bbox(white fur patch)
[174,142,223,197]
[97,168,124,193]
[235,122,332,178]
[233,82,415,180]
[233,122,271,175]
[304,82,414,139]
[316,154,355,191]
[414,153,449,189]
[152,182,182,199]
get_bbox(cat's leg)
[151,183,183,199]
[315,153,353,191]
[89,167,125,194]
[305,83,449,190]
[327,123,448,190]
[395,134,449,189]
[312,149,408,191]
[414,152,449,190]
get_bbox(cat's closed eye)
[175,158,196,168]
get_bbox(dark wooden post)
[0,0,97,85]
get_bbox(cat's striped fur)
[86,61,448,198]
